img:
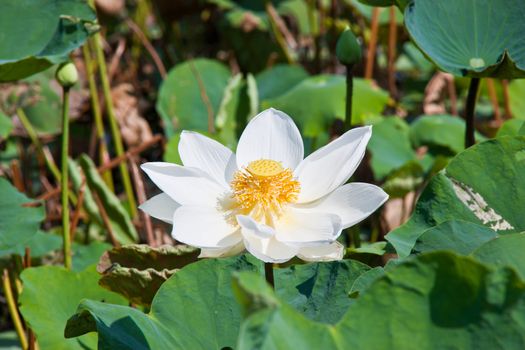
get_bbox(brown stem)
[365,7,381,80]
[130,159,155,246]
[36,135,163,202]
[447,75,458,115]
[93,192,120,247]
[486,79,501,122]
[126,18,167,78]
[501,79,512,118]
[387,6,397,97]
[70,181,86,241]
[10,160,25,192]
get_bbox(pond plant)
[0,0,525,349]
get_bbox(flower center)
[230,159,300,223]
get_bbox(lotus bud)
[55,62,78,88]
[336,27,362,66]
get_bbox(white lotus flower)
[140,108,388,263]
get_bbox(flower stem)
[82,42,114,191]
[464,77,481,148]
[61,87,72,270]
[344,65,354,131]
[2,270,28,350]
[264,262,275,289]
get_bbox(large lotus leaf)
[472,233,525,279]
[79,155,138,244]
[264,75,389,137]
[509,79,525,119]
[156,59,231,137]
[65,255,262,349]
[0,178,44,252]
[0,0,97,82]
[274,259,370,324]
[97,244,199,306]
[237,252,525,350]
[367,117,416,180]
[255,64,309,102]
[404,0,525,78]
[19,265,127,350]
[65,256,372,348]
[413,220,498,255]
[387,136,525,257]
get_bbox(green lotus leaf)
[156,59,231,137]
[413,220,498,255]
[237,252,525,349]
[65,255,371,348]
[471,233,525,279]
[387,136,525,257]
[0,178,44,253]
[367,117,416,180]
[19,265,127,350]
[404,0,525,78]
[0,0,97,82]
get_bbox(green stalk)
[90,10,137,218]
[61,87,72,270]
[264,262,275,289]
[2,270,27,350]
[464,77,481,148]
[343,66,354,131]
[82,43,114,190]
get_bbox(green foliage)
[19,265,127,350]
[413,220,498,255]
[255,64,308,101]
[65,255,374,348]
[409,115,485,155]
[472,233,525,279]
[236,252,525,349]
[65,255,263,349]
[79,155,138,244]
[0,0,97,81]
[156,59,231,138]
[97,244,199,306]
[387,136,525,257]
[367,117,416,180]
[264,75,389,137]
[509,79,525,119]
[274,259,370,323]
[0,112,13,139]
[404,0,525,78]
[0,178,44,253]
